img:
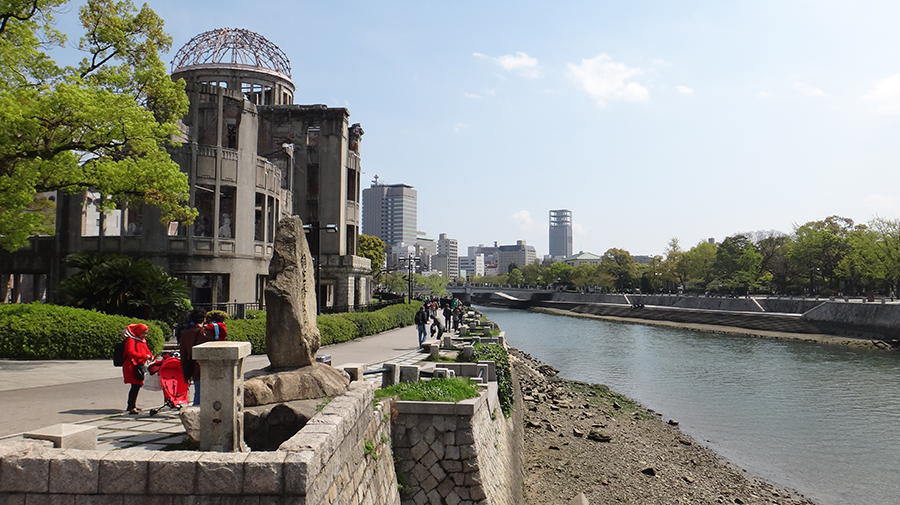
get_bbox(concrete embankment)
[467,291,900,348]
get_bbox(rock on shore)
[512,347,818,505]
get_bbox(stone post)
[193,341,251,452]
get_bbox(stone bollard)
[462,345,474,361]
[429,344,440,358]
[433,368,450,379]
[472,337,482,345]
[382,363,400,387]
[399,365,420,383]
[343,363,365,382]
[442,335,453,348]
[459,326,468,337]
[192,341,251,452]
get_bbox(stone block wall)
[0,381,400,505]
[391,382,523,505]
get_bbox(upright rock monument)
[243,216,349,408]
[265,216,320,368]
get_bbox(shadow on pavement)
[58,409,123,416]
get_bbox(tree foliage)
[357,234,386,277]
[0,0,193,251]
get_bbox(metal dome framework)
[171,28,291,79]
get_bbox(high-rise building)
[499,240,536,274]
[549,209,573,259]
[362,178,417,247]
[437,233,459,278]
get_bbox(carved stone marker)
[192,341,251,452]
[265,216,320,369]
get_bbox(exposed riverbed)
[483,307,900,505]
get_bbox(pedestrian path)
[0,323,432,449]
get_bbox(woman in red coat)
[122,323,153,414]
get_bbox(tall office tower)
[362,178,417,247]
[437,233,459,278]
[549,209,573,259]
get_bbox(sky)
[53,1,900,258]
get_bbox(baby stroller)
[147,352,190,416]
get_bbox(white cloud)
[464,93,482,99]
[676,85,694,94]
[865,194,899,215]
[757,91,773,98]
[509,210,536,230]
[863,75,900,114]
[566,54,649,106]
[453,123,469,132]
[794,82,829,98]
[474,51,542,78]
[651,59,674,68]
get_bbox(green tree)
[357,234,386,277]
[520,261,543,286]
[788,216,858,294]
[58,253,189,324]
[599,248,635,290]
[712,235,763,294]
[753,231,795,294]
[0,0,194,251]
[680,241,717,292]
[542,261,573,286]
[866,217,900,294]
[415,274,447,296]
[507,268,524,286]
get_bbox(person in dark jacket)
[414,305,429,345]
[179,309,212,406]
[122,323,153,414]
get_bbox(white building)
[437,233,459,278]
[361,179,417,247]
[459,253,485,278]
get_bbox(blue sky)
[56,1,900,257]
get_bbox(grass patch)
[423,354,457,362]
[376,377,481,403]
[458,342,513,417]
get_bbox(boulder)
[244,399,319,451]
[179,406,200,446]
[265,216,321,369]
[243,364,350,407]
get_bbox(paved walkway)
[0,323,432,446]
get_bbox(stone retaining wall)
[0,381,400,505]
[391,382,524,505]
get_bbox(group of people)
[414,296,464,345]
[120,308,227,414]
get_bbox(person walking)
[206,312,227,341]
[415,305,429,346]
[122,323,153,415]
[179,309,212,406]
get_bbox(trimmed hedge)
[228,302,421,353]
[0,303,166,360]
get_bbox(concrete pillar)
[441,335,452,348]
[382,363,400,387]
[399,365,420,383]
[461,345,474,361]
[343,363,365,382]
[192,341,251,452]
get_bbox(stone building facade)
[0,28,371,310]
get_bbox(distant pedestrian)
[179,309,212,406]
[122,323,153,415]
[415,305,429,345]
[206,312,227,341]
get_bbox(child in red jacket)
[206,312,227,341]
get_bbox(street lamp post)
[302,221,338,314]
[399,256,419,304]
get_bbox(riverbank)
[531,306,886,350]
[513,346,818,505]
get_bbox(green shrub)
[459,342,514,417]
[317,315,356,346]
[219,302,422,353]
[226,317,267,354]
[0,303,164,359]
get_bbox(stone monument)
[242,216,349,408]
[265,216,320,368]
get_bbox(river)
[479,307,900,505]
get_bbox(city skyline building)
[437,233,459,279]
[549,209,573,259]
[361,177,417,248]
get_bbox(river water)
[479,307,900,505]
